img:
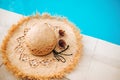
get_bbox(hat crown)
[25,23,57,56]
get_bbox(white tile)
[0,25,9,45]
[68,35,97,80]
[68,49,94,80]
[81,37,120,80]
[86,60,120,80]
[0,8,23,27]
[68,55,90,80]
[0,9,23,45]
[93,39,120,69]
[0,65,17,80]
[93,53,120,69]
[95,39,120,60]
[82,34,98,52]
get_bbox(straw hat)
[1,14,82,80]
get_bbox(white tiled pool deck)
[0,9,120,80]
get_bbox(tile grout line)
[92,40,99,57]
[84,40,99,80]
[92,55,120,70]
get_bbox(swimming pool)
[0,0,120,45]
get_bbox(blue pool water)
[0,0,120,45]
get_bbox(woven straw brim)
[1,14,82,80]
